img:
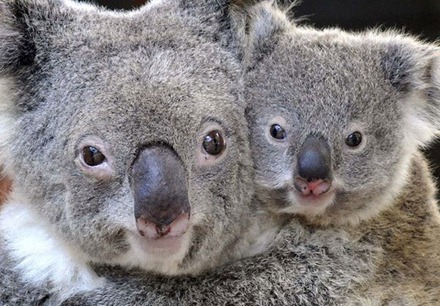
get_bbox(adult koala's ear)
[0,0,91,76]
[0,0,56,75]
[382,38,440,147]
[230,1,293,65]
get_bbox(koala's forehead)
[247,35,401,131]
[12,8,245,172]
[32,15,241,140]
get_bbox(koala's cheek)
[254,154,292,187]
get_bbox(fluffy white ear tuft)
[230,1,293,65]
[406,51,440,147]
[383,40,440,147]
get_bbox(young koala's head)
[0,0,253,277]
[241,2,440,226]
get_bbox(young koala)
[244,2,440,226]
[0,0,256,302]
[242,1,440,303]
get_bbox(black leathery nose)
[130,145,190,228]
[296,135,332,181]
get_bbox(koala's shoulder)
[0,234,51,305]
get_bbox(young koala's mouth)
[292,186,336,207]
[293,178,332,197]
[282,183,337,216]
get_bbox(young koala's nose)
[294,135,332,196]
[130,145,190,239]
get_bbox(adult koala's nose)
[130,145,190,240]
[294,135,333,196]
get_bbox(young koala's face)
[245,15,440,225]
[0,0,252,275]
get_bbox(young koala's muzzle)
[130,145,190,241]
[294,135,333,197]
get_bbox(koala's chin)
[108,224,194,276]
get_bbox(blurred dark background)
[86,0,440,194]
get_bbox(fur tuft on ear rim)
[0,1,35,74]
[0,0,71,75]
[230,1,294,67]
[385,43,440,148]
[423,52,440,141]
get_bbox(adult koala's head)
[0,0,252,285]
[240,2,440,226]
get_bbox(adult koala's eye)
[202,130,226,155]
[345,131,363,147]
[270,124,287,140]
[82,146,106,166]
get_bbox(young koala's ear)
[231,1,293,65]
[382,39,440,147]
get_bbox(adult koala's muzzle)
[130,145,190,240]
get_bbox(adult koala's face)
[0,0,252,275]
[245,22,440,225]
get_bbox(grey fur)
[0,0,256,303]
[243,1,440,225]
[2,1,440,305]
[60,155,440,306]
[61,221,379,306]
[54,2,440,305]
[241,1,440,303]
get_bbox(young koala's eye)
[270,124,287,140]
[82,146,106,166]
[202,130,226,155]
[345,131,363,147]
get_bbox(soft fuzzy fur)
[0,0,256,302]
[240,1,440,303]
[1,1,440,305]
[60,155,440,306]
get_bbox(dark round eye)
[202,130,226,155]
[270,124,286,140]
[345,131,363,147]
[82,146,106,166]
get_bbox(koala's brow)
[200,116,231,136]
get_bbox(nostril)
[309,180,331,196]
[294,178,311,195]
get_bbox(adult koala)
[66,1,440,305]
[0,0,256,303]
